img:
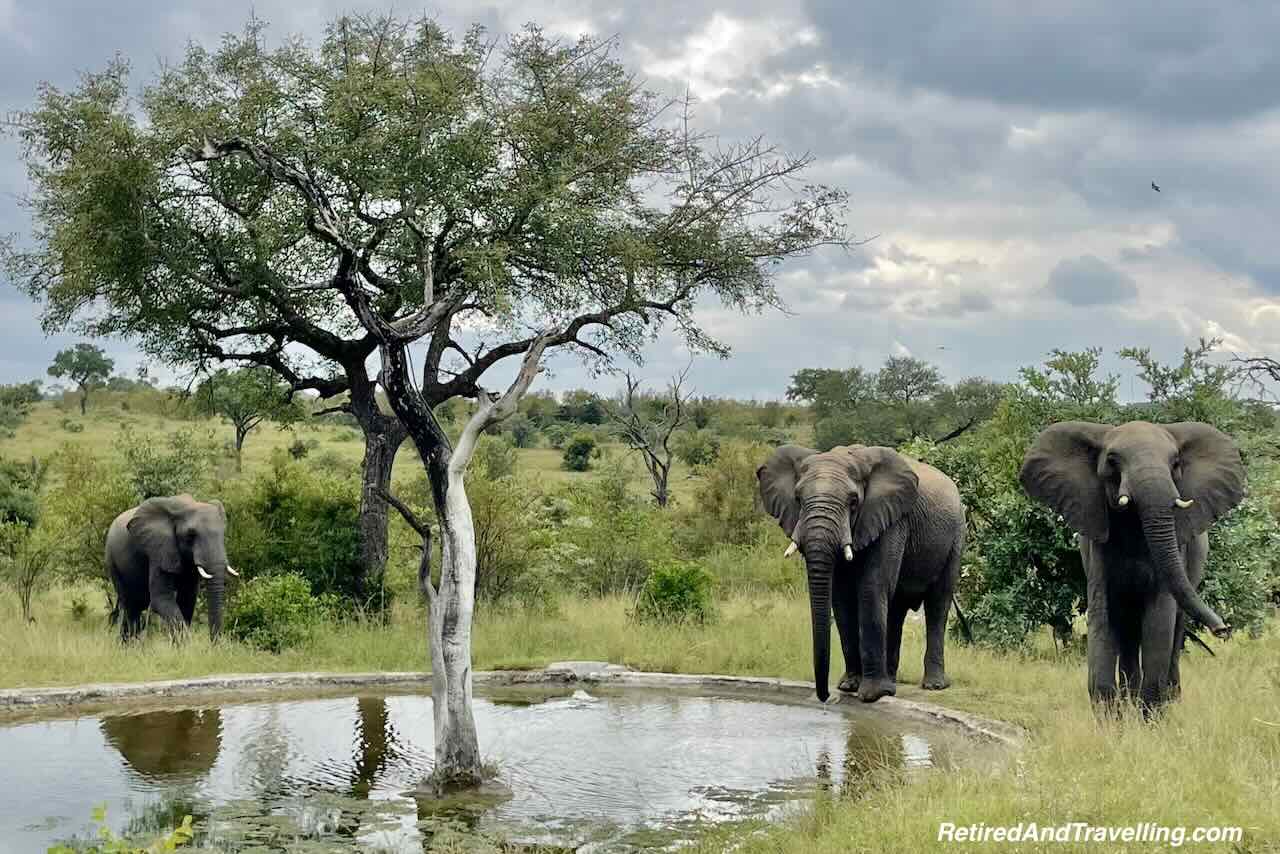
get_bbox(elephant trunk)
[1135,474,1228,636]
[806,556,833,703]
[205,568,225,641]
[797,500,850,703]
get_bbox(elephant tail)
[1183,626,1216,657]
[951,594,974,644]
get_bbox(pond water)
[0,685,973,852]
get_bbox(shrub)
[632,559,715,624]
[562,434,599,471]
[60,417,84,433]
[41,445,135,607]
[116,425,220,500]
[544,422,571,449]
[671,429,720,467]
[0,457,44,526]
[473,435,518,480]
[679,440,772,554]
[505,412,540,448]
[227,572,329,652]
[0,519,58,623]
[287,436,319,459]
[224,452,367,610]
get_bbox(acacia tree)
[195,366,303,471]
[47,343,113,415]
[608,365,693,507]
[7,16,849,789]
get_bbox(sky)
[2,1,1279,402]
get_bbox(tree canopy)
[194,366,304,469]
[46,344,113,414]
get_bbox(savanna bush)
[116,425,220,500]
[632,559,715,624]
[561,434,599,471]
[223,452,367,610]
[227,572,332,652]
[671,429,720,467]
[678,440,773,554]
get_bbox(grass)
[2,586,1277,852]
[1,400,674,491]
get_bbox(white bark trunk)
[427,465,482,786]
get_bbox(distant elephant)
[106,494,238,641]
[758,445,966,703]
[1020,421,1244,710]
[100,708,223,782]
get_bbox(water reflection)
[0,688,970,852]
[100,708,223,783]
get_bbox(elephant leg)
[885,597,909,684]
[921,580,952,690]
[176,574,198,627]
[856,532,905,703]
[1117,634,1141,701]
[1139,593,1179,716]
[1084,542,1120,709]
[149,574,187,640]
[832,568,861,693]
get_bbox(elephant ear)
[1166,422,1246,542]
[841,446,919,550]
[1019,421,1111,542]
[756,445,817,539]
[126,498,182,573]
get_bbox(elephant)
[106,494,238,641]
[1020,420,1244,711]
[757,444,966,704]
[100,708,223,782]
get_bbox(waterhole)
[0,684,978,852]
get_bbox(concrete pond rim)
[0,661,1025,747]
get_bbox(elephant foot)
[921,673,951,690]
[857,677,896,703]
[837,672,860,693]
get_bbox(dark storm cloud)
[804,1,1280,123]
[1,0,1278,396]
[1046,256,1140,307]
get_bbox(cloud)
[1045,256,1140,306]
[3,0,1280,402]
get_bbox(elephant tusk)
[1117,494,1130,507]
[843,544,854,561]
[1174,497,1195,509]
[783,541,799,558]
[196,565,213,580]
[226,565,240,578]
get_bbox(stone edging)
[0,661,1024,747]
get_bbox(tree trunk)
[426,451,483,789]
[79,387,87,416]
[354,413,406,609]
[234,429,246,473]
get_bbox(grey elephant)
[1020,421,1244,710]
[106,494,238,641]
[758,444,966,703]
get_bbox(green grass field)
[1,399,680,490]
[1,585,1276,852]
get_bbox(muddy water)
[0,685,972,852]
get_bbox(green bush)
[227,572,330,652]
[679,440,772,554]
[504,412,540,448]
[0,457,44,525]
[116,425,220,500]
[561,434,599,471]
[632,559,715,624]
[287,436,319,459]
[60,417,85,433]
[223,452,368,610]
[472,435,518,480]
[671,429,720,467]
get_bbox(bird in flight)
[1151,181,1161,192]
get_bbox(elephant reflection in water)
[814,723,909,799]
[100,708,223,783]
